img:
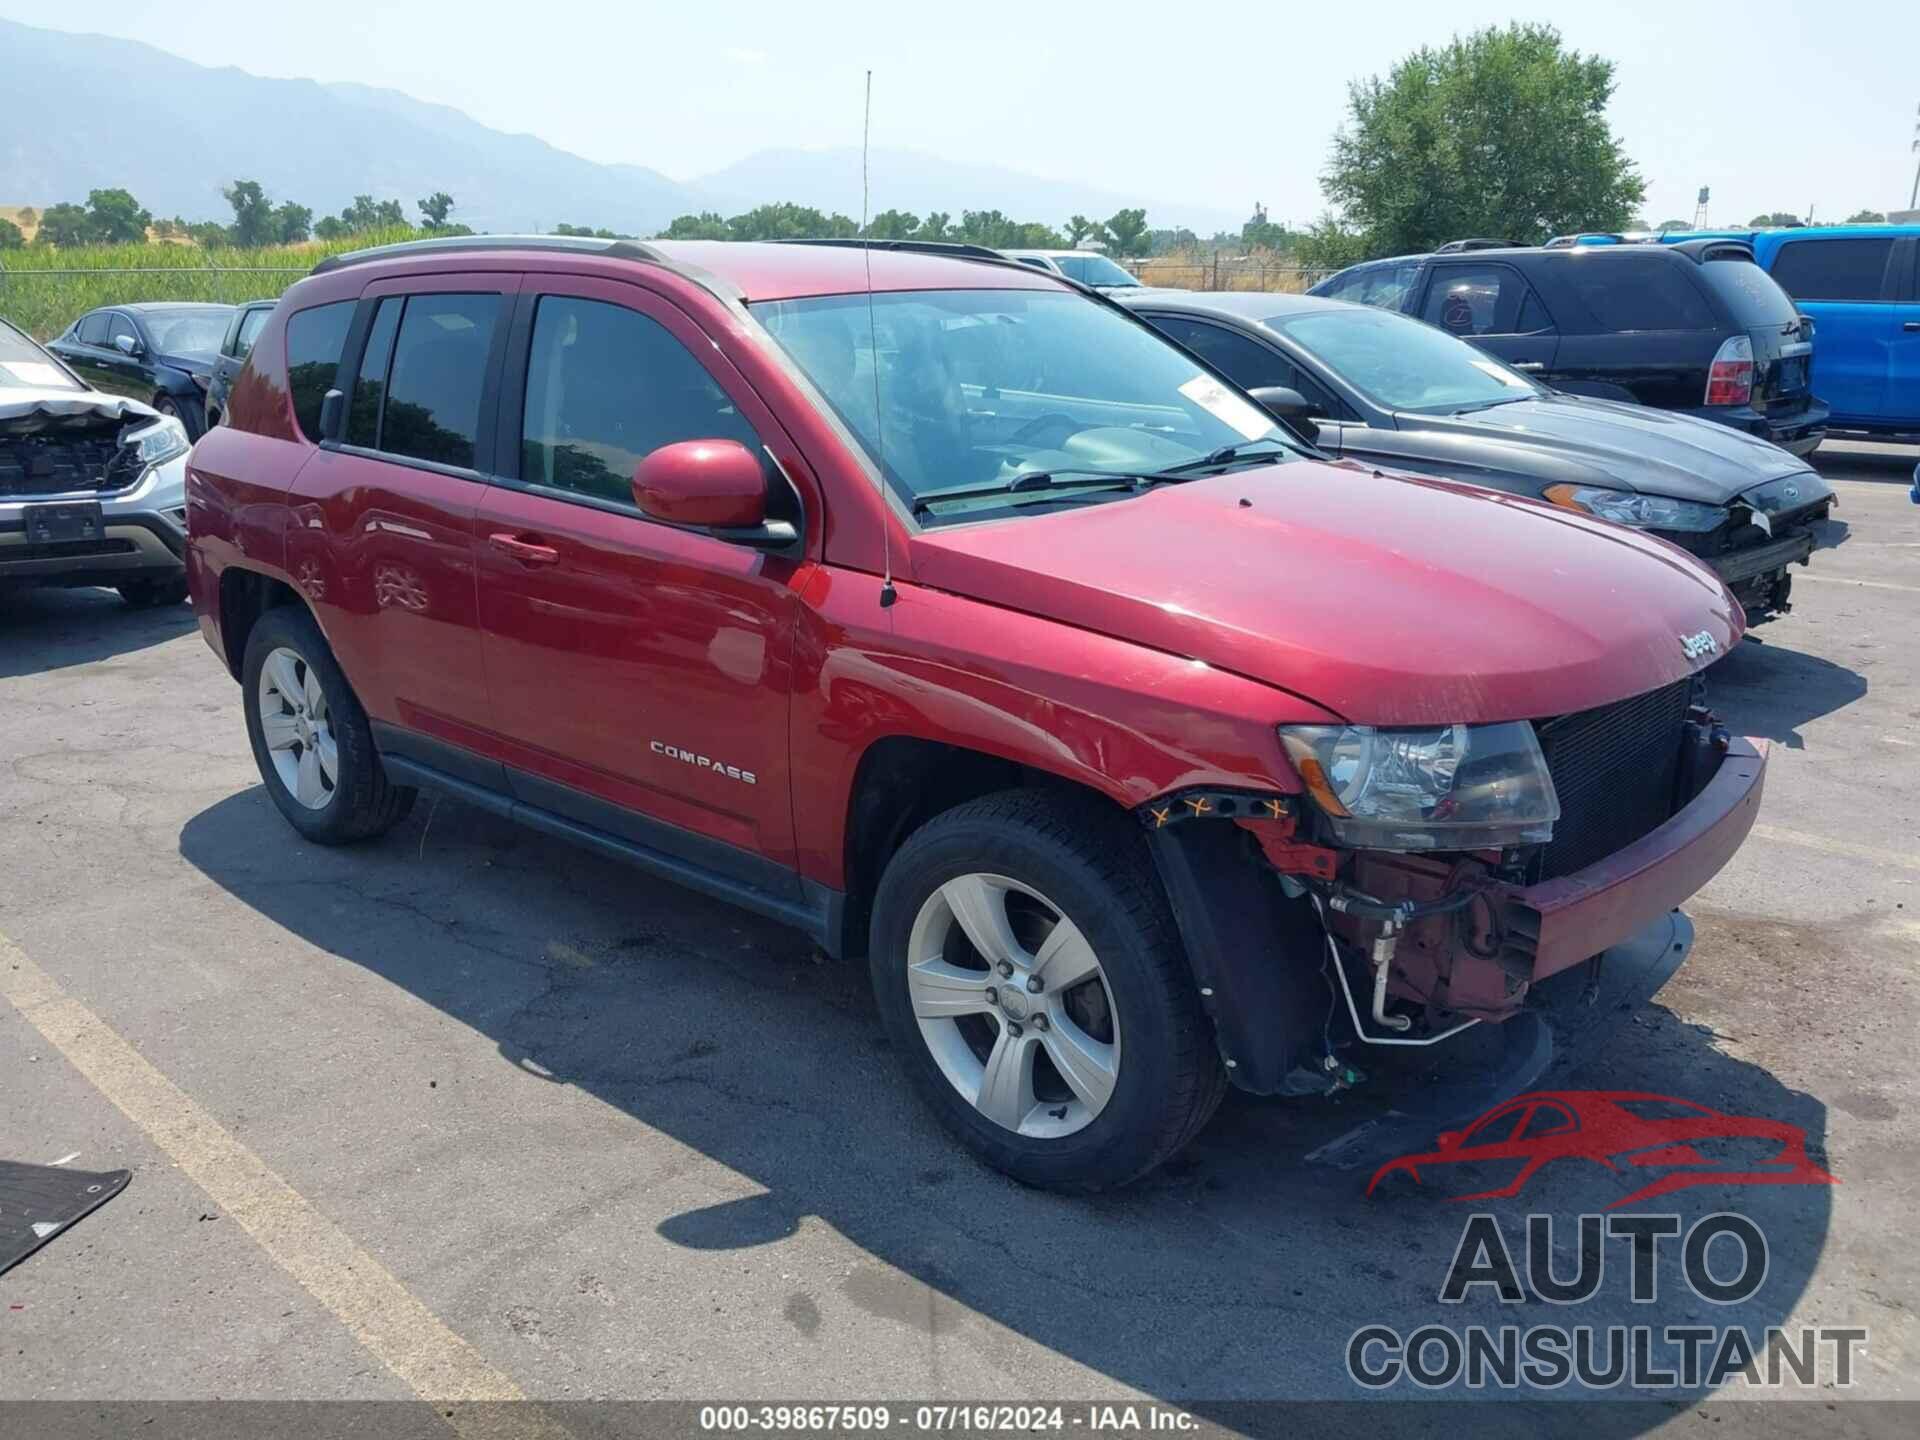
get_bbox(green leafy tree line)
[14,181,470,249]
[650,202,1162,257]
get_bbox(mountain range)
[0,19,1245,238]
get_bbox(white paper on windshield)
[1179,374,1273,441]
[1470,358,1533,389]
[2,361,70,387]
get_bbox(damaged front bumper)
[1144,732,1766,1100]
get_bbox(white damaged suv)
[1,316,192,607]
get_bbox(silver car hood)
[1,388,161,428]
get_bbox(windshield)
[757,288,1299,516]
[1053,254,1141,288]
[0,322,81,390]
[1274,307,1540,414]
[142,309,231,355]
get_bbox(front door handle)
[1512,361,1546,372]
[1904,321,1920,332]
[488,532,559,565]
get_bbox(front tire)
[241,605,414,844]
[869,790,1225,1191]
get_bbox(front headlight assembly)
[1278,721,1559,851]
[127,416,190,472]
[1543,483,1727,533]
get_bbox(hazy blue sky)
[4,0,1915,228]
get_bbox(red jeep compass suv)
[186,236,1766,1190]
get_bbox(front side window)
[1357,264,1421,309]
[1276,306,1539,415]
[756,288,1302,519]
[1421,265,1547,336]
[234,306,272,356]
[75,312,110,347]
[521,296,758,505]
[285,300,356,444]
[1149,315,1317,398]
[106,314,139,350]
[1769,238,1895,303]
[379,293,500,469]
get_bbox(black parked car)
[1308,240,1829,456]
[45,302,235,439]
[1125,290,1834,624]
[205,299,276,429]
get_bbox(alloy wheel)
[257,646,338,811]
[905,873,1121,1138]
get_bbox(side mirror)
[632,439,797,551]
[1247,385,1320,421]
[318,388,345,440]
[114,333,144,358]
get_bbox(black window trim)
[320,285,512,483]
[485,286,805,549]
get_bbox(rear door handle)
[488,532,559,565]
[1513,361,1546,372]
[1904,322,1920,332]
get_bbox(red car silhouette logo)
[1368,1091,1835,1208]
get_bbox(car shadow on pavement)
[0,586,195,679]
[179,788,1832,1427]
[1710,634,1866,750]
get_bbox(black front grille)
[0,437,143,498]
[1533,679,1692,880]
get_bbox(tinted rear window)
[379,293,500,470]
[1562,256,1717,331]
[1693,258,1802,328]
[1769,237,1895,303]
[285,301,356,443]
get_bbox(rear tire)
[241,605,415,844]
[869,790,1226,1191]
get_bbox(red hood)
[908,461,1741,725]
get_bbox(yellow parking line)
[0,931,567,1440]
[1750,823,1920,875]
[1795,574,1920,595]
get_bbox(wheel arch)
[216,565,306,680]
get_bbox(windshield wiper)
[911,470,1148,515]
[1146,437,1295,480]
[1450,396,1531,415]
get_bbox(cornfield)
[0,228,418,340]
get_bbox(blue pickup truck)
[1649,226,1920,442]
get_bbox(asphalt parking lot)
[1,442,1916,1430]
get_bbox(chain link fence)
[1127,255,1328,293]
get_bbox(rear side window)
[520,295,757,505]
[379,294,500,469]
[285,301,356,443]
[1769,238,1895,302]
[1693,258,1801,328]
[1317,267,1374,305]
[1560,256,1717,332]
[1356,263,1420,309]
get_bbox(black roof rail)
[771,238,1010,262]
[1666,237,1756,263]
[1434,238,1520,253]
[311,233,664,275]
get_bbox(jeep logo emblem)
[1679,630,1718,660]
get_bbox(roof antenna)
[861,68,896,610]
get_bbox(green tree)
[223,180,275,246]
[919,211,951,240]
[85,188,152,243]
[1748,211,1801,227]
[186,221,230,247]
[1294,215,1371,274]
[865,209,920,239]
[272,202,313,244]
[1846,209,1887,224]
[418,192,456,231]
[724,203,858,240]
[0,218,23,250]
[314,215,347,241]
[33,202,92,246]
[1321,23,1644,256]
[657,212,729,239]
[1101,208,1151,258]
[1065,214,1098,247]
